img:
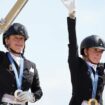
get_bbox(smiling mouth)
[15,44,23,47]
[94,57,101,61]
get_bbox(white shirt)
[86,61,97,72]
[10,52,21,66]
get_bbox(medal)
[14,89,22,99]
[88,99,98,105]
[81,99,99,105]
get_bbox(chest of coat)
[76,65,105,92]
[0,62,34,90]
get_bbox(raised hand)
[61,0,76,18]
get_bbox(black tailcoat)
[67,17,105,105]
[0,51,43,104]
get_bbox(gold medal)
[88,99,98,105]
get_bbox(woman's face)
[5,35,25,53]
[84,48,104,64]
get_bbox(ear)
[84,48,87,56]
[5,38,9,46]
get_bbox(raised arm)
[60,1,80,81]
[61,0,78,59]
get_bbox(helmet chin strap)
[84,56,98,65]
[86,57,98,65]
[6,43,25,56]
[9,48,23,56]
[89,60,97,65]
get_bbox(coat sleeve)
[31,63,43,101]
[67,17,79,73]
[0,52,7,103]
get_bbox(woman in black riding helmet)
[0,23,43,105]
[61,0,105,105]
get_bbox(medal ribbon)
[7,52,24,89]
[88,65,99,98]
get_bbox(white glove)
[14,90,35,103]
[61,0,76,18]
[81,100,88,105]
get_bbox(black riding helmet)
[80,35,105,55]
[3,23,29,47]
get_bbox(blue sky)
[0,0,105,105]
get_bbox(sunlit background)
[0,0,105,105]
